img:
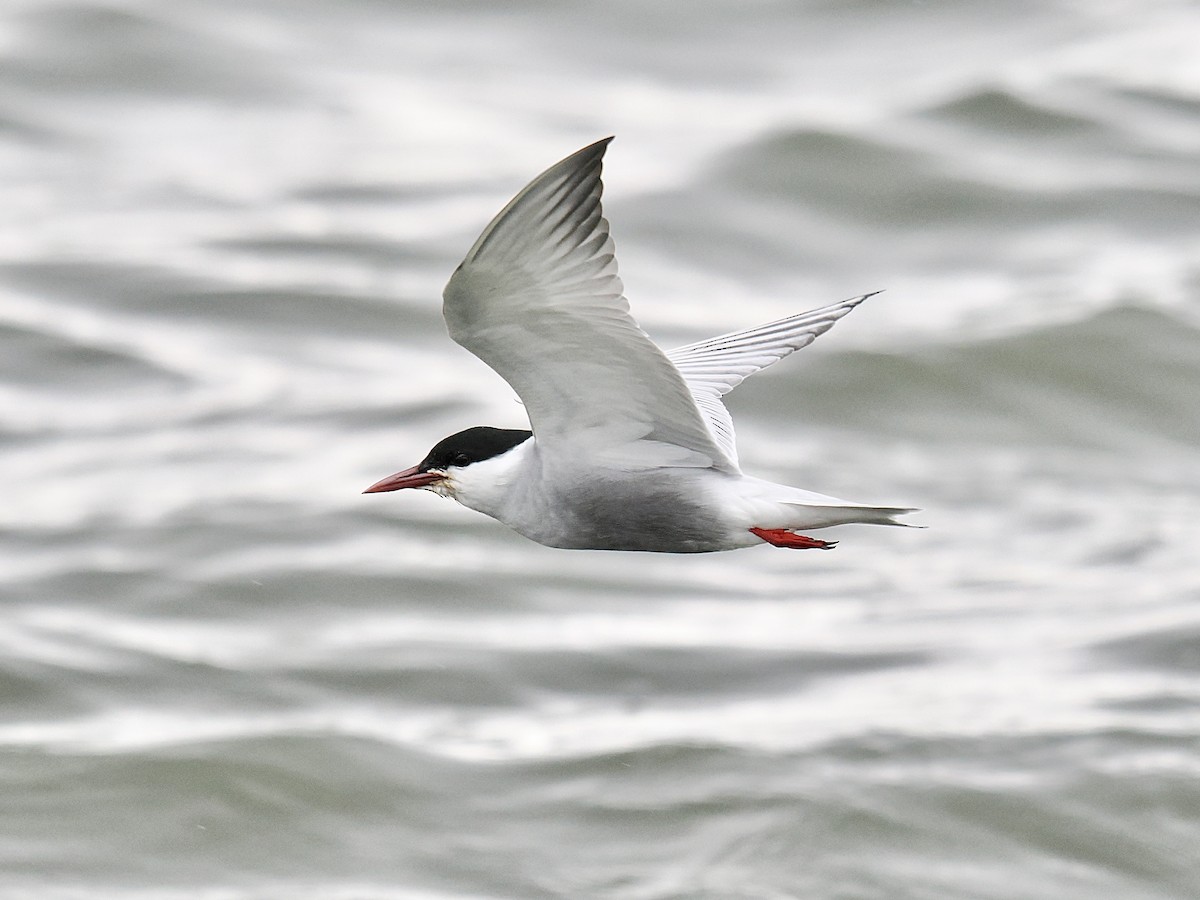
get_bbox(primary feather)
[443,137,736,472]
[666,293,879,465]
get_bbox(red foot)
[749,527,838,550]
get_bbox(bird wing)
[665,293,877,465]
[442,138,737,472]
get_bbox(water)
[2,0,1200,897]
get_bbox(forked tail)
[780,502,921,529]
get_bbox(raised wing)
[666,293,878,464]
[443,138,736,472]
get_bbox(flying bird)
[365,138,916,552]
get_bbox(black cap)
[419,427,532,471]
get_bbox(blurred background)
[2,0,1199,897]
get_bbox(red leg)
[749,527,838,550]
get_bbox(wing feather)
[443,138,737,472]
[666,293,879,464]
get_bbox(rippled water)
[3,1,1200,897]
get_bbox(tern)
[365,138,917,552]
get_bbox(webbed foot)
[749,527,838,550]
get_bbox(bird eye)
[451,452,472,467]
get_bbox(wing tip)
[846,288,884,307]
[823,288,884,320]
[455,136,619,267]
[563,135,615,169]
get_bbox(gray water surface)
[3,1,1200,898]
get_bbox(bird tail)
[780,502,922,529]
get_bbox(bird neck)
[446,436,534,519]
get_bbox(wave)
[764,304,1200,452]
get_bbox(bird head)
[363,426,533,499]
